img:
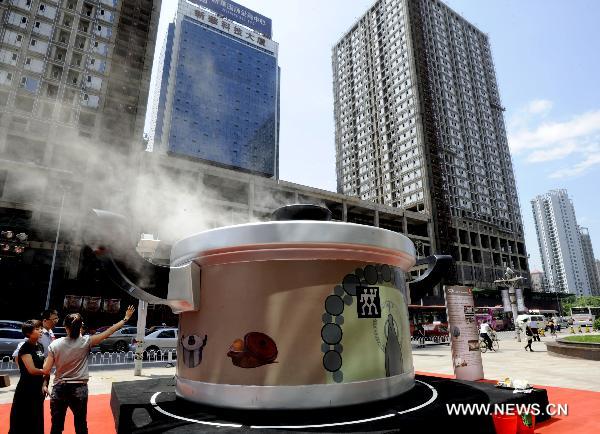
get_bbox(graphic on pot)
[384,313,402,377]
[320,264,411,384]
[181,334,208,368]
[227,332,278,368]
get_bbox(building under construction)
[332,0,529,290]
[0,0,161,317]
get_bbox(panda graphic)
[180,334,208,368]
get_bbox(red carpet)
[2,376,599,433]
[0,395,115,434]
[416,371,600,433]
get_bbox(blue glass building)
[152,0,279,178]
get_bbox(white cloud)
[526,143,577,163]
[508,102,600,179]
[527,99,553,115]
[549,151,600,179]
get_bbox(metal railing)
[0,349,177,372]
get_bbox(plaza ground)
[1,331,598,432]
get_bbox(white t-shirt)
[479,323,491,334]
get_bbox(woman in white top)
[42,305,135,434]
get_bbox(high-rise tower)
[151,0,279,178]
[531,190,592,296]
[332,0,528,288]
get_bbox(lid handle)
[271,204,332,221]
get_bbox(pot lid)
[170,220,415,268]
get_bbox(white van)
[516,314,546,331]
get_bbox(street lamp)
[45,187,67,310]
[494,267,524,342]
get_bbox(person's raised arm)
[20,354,45,376]
[90,305,135,347]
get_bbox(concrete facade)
[0,0,161,312]
[332,0,528,289]
[531,189,592,296]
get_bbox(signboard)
[444,286,484,381]
[188,0,272,38]
[500,289,511,313]
[515,287,526,313]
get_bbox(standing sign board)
[444,286,484,381]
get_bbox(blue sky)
[146,0,600,271]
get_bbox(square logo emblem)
[356,286,381,319]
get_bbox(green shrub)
[594,317,600,331]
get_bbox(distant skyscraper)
[531,190,592,296]
[579,227,600,296]
[151,0,279,178]
[332,0,528,288]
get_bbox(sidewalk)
[412,332,600,392]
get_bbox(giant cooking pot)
[89,205,451,409]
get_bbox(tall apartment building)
[151,0,279,178]
[579,227,600,296]
[531,190,592,296]
[0,0,160,315]
[332,0,528,289]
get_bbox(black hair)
[64,313,83,339]
[22,319,42,337]
[41,309,58,321]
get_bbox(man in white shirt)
[479,319,494,351]
[13,309,59,359]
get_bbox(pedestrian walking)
[9,320,49,434]
[42,305,135,434]
[523,318,534,352]
[548,319,556,337]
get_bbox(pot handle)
[86,209,196,312]
[408,255,453,294]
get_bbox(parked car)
[131,328,178,354]
[146,325,175,334]
[53,327,68,338]
[98,327,146,352]
[0,320,23,330]
[0,328,25,357]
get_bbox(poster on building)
[63,295,83,312]
[500,289,511,313]
[102,298,121,314]
[515,288,526,313]
[444,286,484,381]
[83,296,102,313]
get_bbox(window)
[97,25,102,31]
[16,35,23,42]
[7,73,12,80]
[30,39,37,46]
[39,4,45,11]
[83,93,88,100]
[35,21,40,28]
[25,57,31,65]
[90,58,95,65]
[20,77,27,85]
[21,17,28,24]
[157,330,175,339]
[12,53,18,60]
[87,75,91,82]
